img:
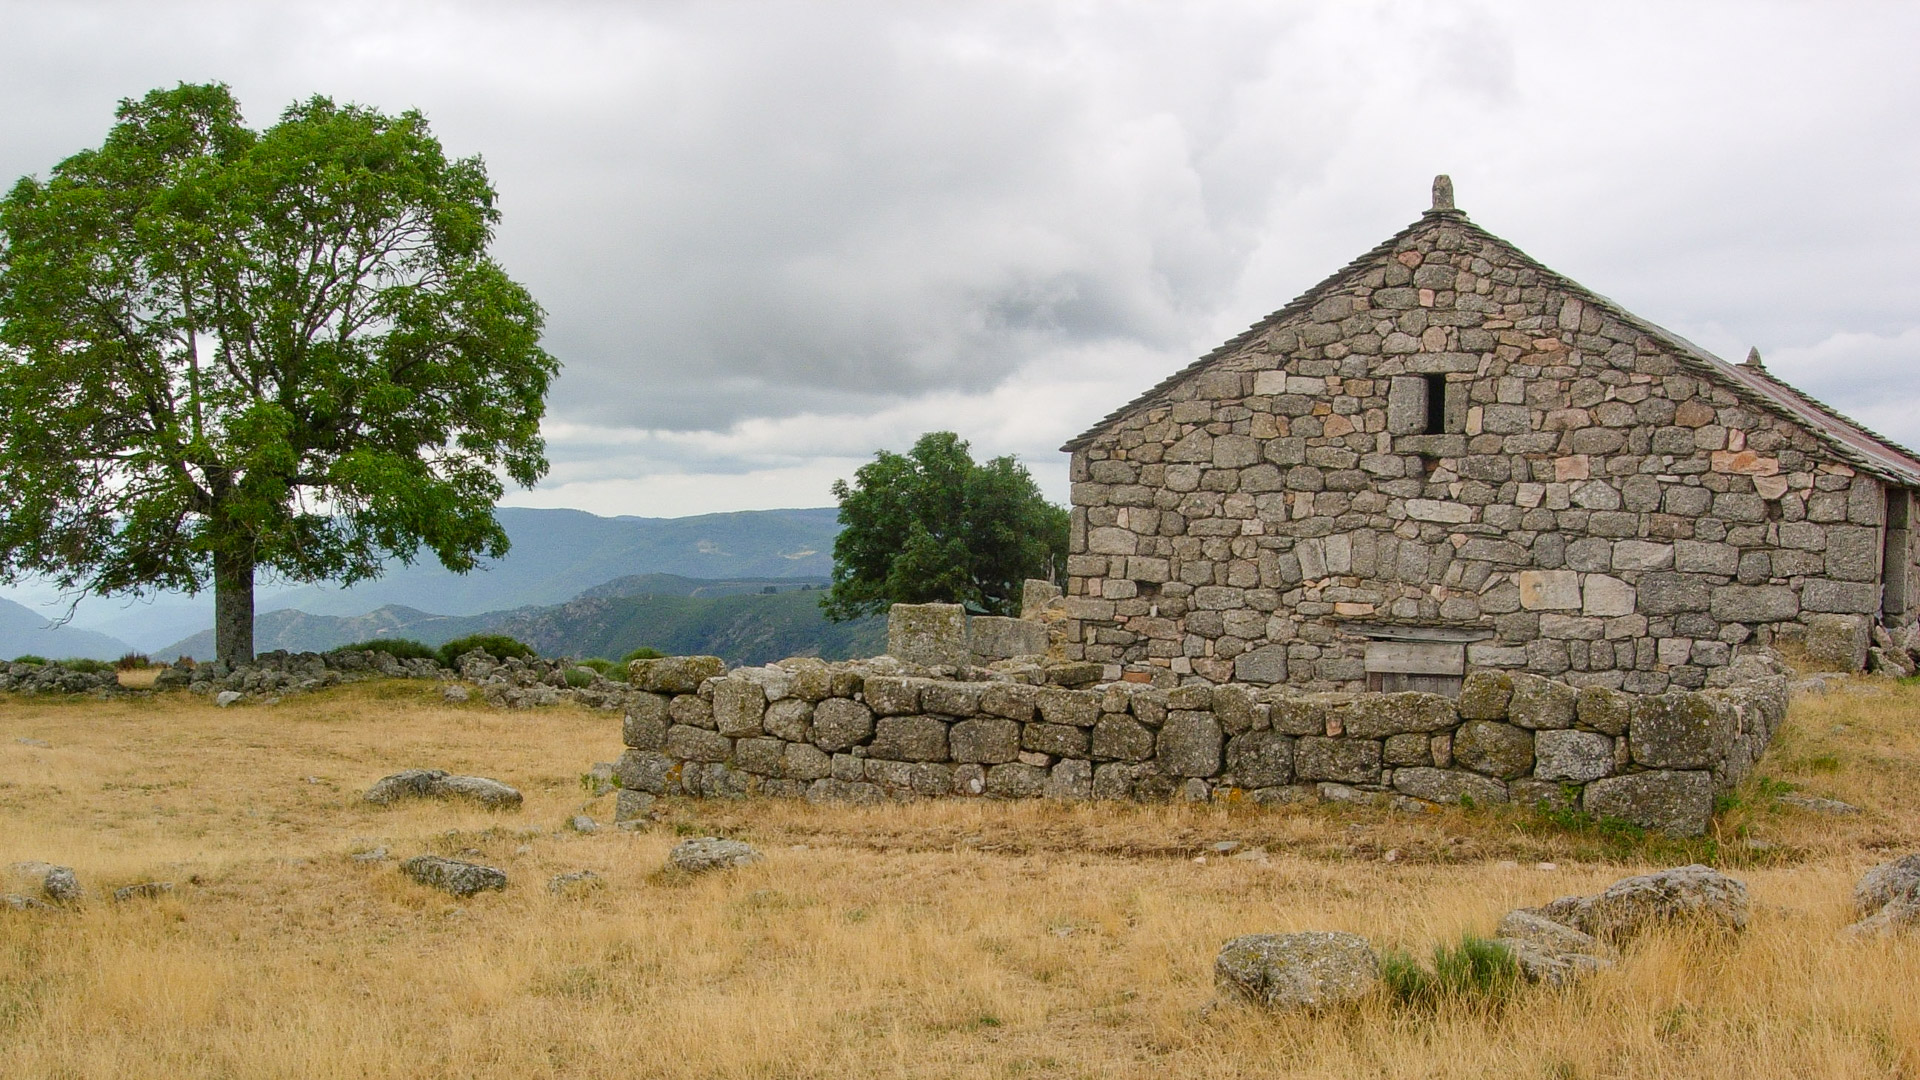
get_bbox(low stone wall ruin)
[613,651,1791,835]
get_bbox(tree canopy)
[823,431,1067,621]
[0,83,557,663]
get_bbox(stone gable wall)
[1064,214,1919,691]
[612,653,1790,836]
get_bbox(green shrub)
[619,646,665,664]
[1380,934,1521,1010]
[436,634,536,667]
[11,654,48,666]
[576,658,622,678]
[57,657,115,674]
[333,638,438,662]
[116,651,152,671]
[563,667,597,688]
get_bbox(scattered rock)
[548,870,605,897]
[214,690,243,707]
[1852,854,1920,919]
[14,737,49,748]
[363,769,523,810]
[1489,906,1617,987]
[1526,864,1748,944]
[1779,793,1861,815]
[12,864,86,904]
[400,855,508,897]
[614,789,656,824]
[442,685,471,703]
[584,762,615,796]
[1843,898,1920,939]
[1213,931,1380,1009]
[668,837,762,874]
[568,815,598,834]
[2,893,51,912]
[350,846,389,863]
[1495,937,1614,987]
[1497,909,1606,955]
[112,882,173,903]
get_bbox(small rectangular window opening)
[1422,374,1447,434]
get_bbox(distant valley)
[158,576,882,667]
[1,506,846,658]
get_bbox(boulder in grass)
[1852,854,1920,917]
[1492,910,1614,987]
[667,837,762,874]
[1843,898,1920,939]
[1213,931,1379,1009]
[1523,864,1748,945]
[548,870,605,898]
[10,863,83,904]
[112,882,173,903]
[363,769,523,810]
[1842,854,1920,937]
[2,894,52,912]
[401,855,507,897]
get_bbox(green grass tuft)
[1381,934,1522,1010]
[332,638,438,662]
[436,634,536,667]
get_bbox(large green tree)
[824,431,1067,621]
[0,83,556,664]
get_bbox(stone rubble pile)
[0,661,120,695]
[613,651,1788,835]
[1866,623,1920,677]
[0,645,645,708]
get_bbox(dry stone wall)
[1062,210,1920,692]
[612,652,1791,835]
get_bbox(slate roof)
[1062,208,1920,490]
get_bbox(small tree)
[0,84,556,664]
[823,431,1067,620]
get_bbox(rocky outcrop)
[548,870,605,897]
[1524,865,1749,944]
[9,862,82,904]
[1214,931,1380,1009]
[363,769,523,810]
[1491,910,1614,987]
[1844,854,1920,937]
[400,856,507,897]
[667,837,762,874]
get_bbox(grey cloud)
[4,2,1920,520]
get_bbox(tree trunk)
[214,547,254,665]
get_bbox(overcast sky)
[5,1,1918,518]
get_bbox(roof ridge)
[1063,207,1920,487]
[1059,210,1466,452]
[1439,214,1920,485]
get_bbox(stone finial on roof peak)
[1430,174,1455,212]
[1744,347,1766,371]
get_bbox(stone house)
[1059,177,1920,693]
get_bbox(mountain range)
[0,597,137,661]
[2,506,844,653]
[157,577,881,667]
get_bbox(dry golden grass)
[2,678,1918,1079]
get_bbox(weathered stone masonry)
[612,651,1790,835]
[1058,181,1920,692]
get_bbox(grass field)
[2,678,1918,1078]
